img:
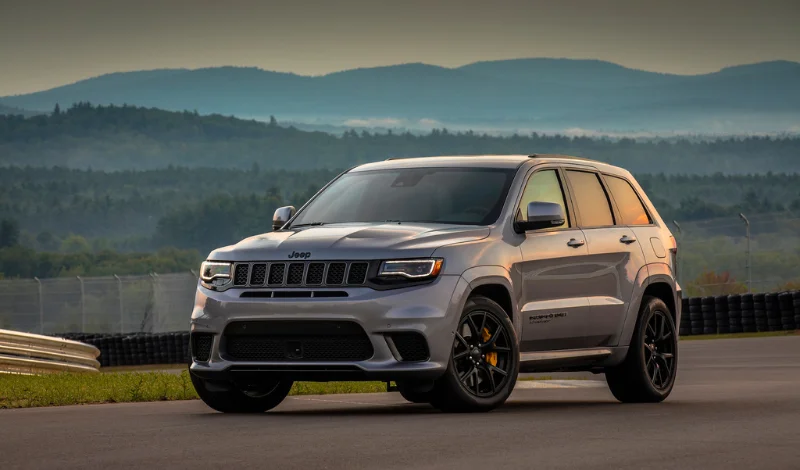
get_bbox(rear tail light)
[668,235,678,254]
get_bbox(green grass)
[0,371,392,409]
[0,370,586,409]
[2,330,796,409]
[681,330,797,341]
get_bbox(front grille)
[223,321,373,362]
[326,263,346,285]
[234,265,249,286]
[268,263,285,285]
[231,261,371,288]
[191,333,213,362]
[306,263,325,285]
[388,332,430,362]
[287,263,305,285]
[250,263,267,286]
[347,262,369,285]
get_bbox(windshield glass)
[290,167,516,226]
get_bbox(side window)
[605,175,651,225]
[565,170,614,227]
[517,169,569,228]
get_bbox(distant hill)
[0,103,42,117]
[2,59,799,134]
[1,103,799,174]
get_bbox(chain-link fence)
[0,272,197,335]
[673,212,800,296]
[2,212,799,334]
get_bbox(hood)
[208,223,490,262]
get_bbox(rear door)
[603,173,665,266]
[563,169,647,347]
[517,167,595,351]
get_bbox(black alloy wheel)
[643,309,677,390]
[605,296,678,403]
[452,309,513,398]
[430,296,519,413]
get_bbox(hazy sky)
[1,0,798,96]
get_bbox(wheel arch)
[459,266,521,331]
[618,263,679,347]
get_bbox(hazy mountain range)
[0,103,42,118]
[2,58,799,134]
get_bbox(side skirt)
[519,347,628,373]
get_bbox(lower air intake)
[389,332,430,362]
[191,333,213,362]
[223,321,374,362]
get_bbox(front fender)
[459,265,521,331]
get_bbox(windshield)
[290,167,516,226]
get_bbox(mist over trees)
[1,103,799,285]
[1,104,800,174]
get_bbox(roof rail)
[528,154,597,163]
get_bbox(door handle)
[620,235,637,244]
[567,238,585,248]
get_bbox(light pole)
[739,213,751,293]
[672,220,682,286]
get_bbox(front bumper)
[189,275,468,382]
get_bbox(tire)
[605,296,677,403]
[395,381,435,404]
[190,372,293,413]
[429,296,519,413]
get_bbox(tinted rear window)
[605,175,651,225]
[565,170,614,227]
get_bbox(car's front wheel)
[430,296,519,413]
[605,295,678,403]
[190,372,293,413]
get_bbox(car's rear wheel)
[605,296,677,403]
[430,296,519,413]
[190,372,293,413]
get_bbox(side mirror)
[272,206,296,231]
[515,201,566,232]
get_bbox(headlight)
[199,261,232,287]
[378,259,443,279]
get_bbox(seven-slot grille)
[232,261,370,287]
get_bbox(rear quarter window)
[605,175,652,225]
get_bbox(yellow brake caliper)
[482,327,498,367]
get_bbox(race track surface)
[2,335,799,469]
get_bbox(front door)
[517,168,596,351]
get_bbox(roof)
[351,154,611,172]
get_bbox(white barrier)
[0,329,101,374]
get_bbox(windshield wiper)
[290,222,326,228]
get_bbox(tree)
[60,234,91,253]
[53,103,61,115]
[36,231,60,251]
[0,219,19,248]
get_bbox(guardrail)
[0,329,101,374]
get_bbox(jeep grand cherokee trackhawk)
[189,154,681,413]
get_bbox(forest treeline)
[1,103,799,174]
[1,165,799,259]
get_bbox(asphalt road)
[2,335,799,470]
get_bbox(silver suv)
[189,154,681,413]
